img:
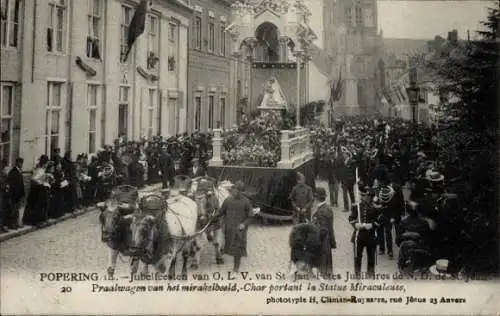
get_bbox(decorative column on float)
[295,49,303,129]
[208,129,223,167]
[277,130,291,169]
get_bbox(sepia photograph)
[0,0,499,314]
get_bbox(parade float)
[207,77,315,222]
[204,0,319,221]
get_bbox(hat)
[314,187,327,200]
[426,170,444,182]
[429,259,451,277]
[38,154,49,166]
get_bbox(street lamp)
[406,67,419,126]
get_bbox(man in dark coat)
[289,172,314,224]
[311,187,337,276]
[374,169,405,259]
[188,158,205,178]
[349,182,380,277]
[5,157,25,229]
[0,159,7,232]
[217,180,254,272]
[159,147,175,189]
[61,151,76,213]
[327,149,341,207]
[338,150,356,212]
[128,155,145,188]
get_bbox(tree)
[425,1,499,275]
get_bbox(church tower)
[323,0,382,115]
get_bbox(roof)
[383,38,430,58]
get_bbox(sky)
[305,0,492,47]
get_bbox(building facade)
[0,0,192,169]
[322,0,383,115]
[187,0,235,133]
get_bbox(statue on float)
[258,76,288,112]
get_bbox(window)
[194,96,201,131]
[169,22,176,43]
[168,21,178,72]
[208,95,214,129]
[47,0,66,52]
[169,97,178,134]
[220,23,226,56]
[147,88,157,138]
[193,16,201,49]
[208,18,215,52]
[87,84,99,153]
[220,97,226,129]
[120,5,132,62]
[86,0,101,59]
[147,15,159,70]
[45,82,64,155]
[118,86,130,136]
[0,84,14,165]
[355,5,363,26]
[1,0,21,48]
[344,6,352,26]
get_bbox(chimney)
[448,30,458,43]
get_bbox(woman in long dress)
[48,162,64,219]
[23,155,51,227]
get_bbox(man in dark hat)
[373,169,405,259]
[5,157,25,229]
[311,187,337,276]
[217,180,254,272]
[289,172,314,224]
[348,182,380,277]
[159,146,175,189]
[396,199,430,247]
[128,154,145,188]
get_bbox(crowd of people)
[290,115,463,277]
[0,133,213,232]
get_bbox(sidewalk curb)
[0,207,94,243]
[0,183,163,243]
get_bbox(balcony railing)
[208,128,313,169]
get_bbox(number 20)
[61,286,72,293]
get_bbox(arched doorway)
[254,22,280,62]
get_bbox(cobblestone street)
[0,181,399,276]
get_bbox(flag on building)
[328,70,343,108]
[122,0,150,63]
[392,86,401,104]
[398,85,407,102]
[382,87,393,106]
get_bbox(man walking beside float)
[216,181,254,272]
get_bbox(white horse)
[128,191,200,277]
